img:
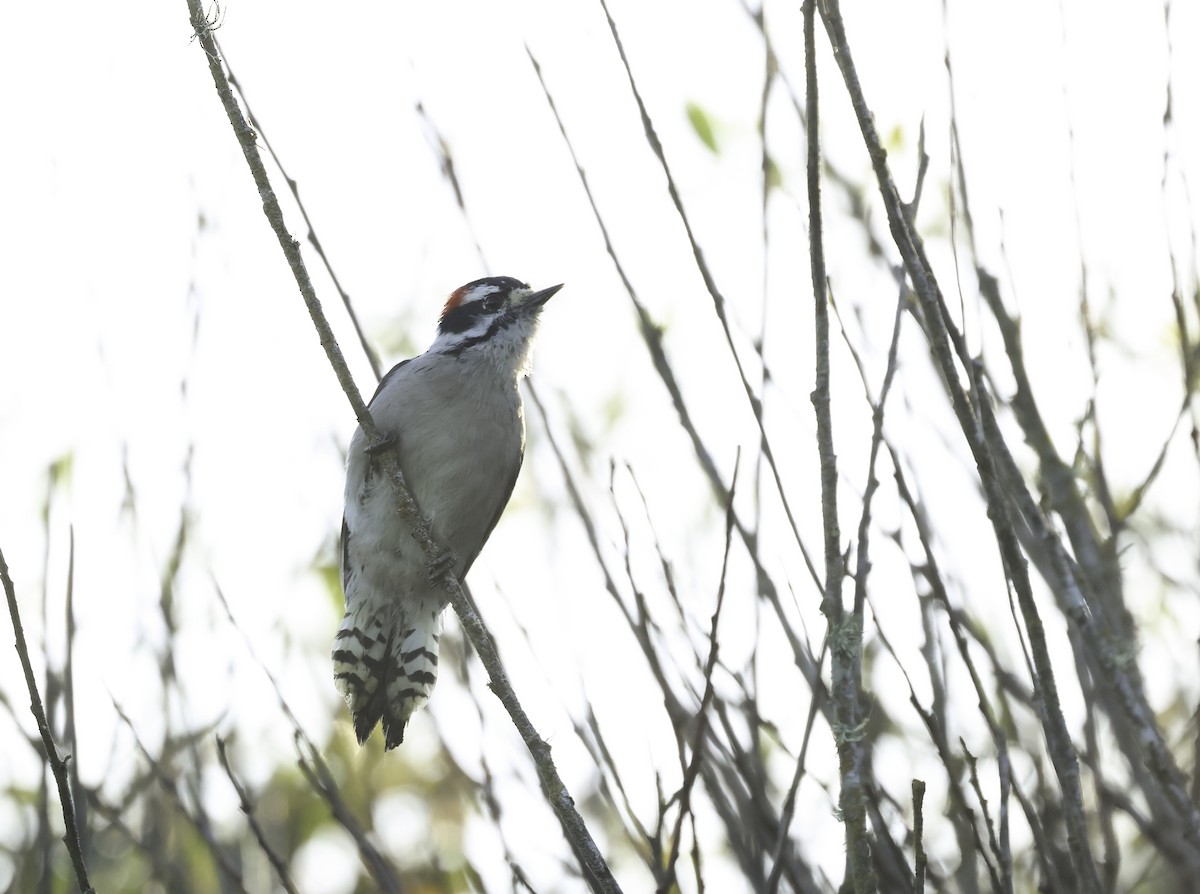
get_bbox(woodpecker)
[334,276,562,749]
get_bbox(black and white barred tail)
[332,606,441,749]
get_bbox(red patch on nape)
[440,284,471,320]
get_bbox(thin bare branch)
[216,737,301,894]
[1,546,94,894]
[803,3,873,890]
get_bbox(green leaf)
[765,156,782,192]
[686,101,719,154]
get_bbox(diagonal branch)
[183,4,620,891]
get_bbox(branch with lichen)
[803,2,875,891]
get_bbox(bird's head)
[431,276,563,368]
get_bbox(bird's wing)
[342,357,417,594]
[461,438,524,578]
[367,357,413,406]
[340,516,351,593]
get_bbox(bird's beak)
[519,283,564,311]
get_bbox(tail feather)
[333,607,442,749]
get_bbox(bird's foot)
[426,549,459,587]
[365,434,396,455]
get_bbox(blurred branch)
[948,9,1198,871]
[736,0,896,264]
[659,453,736,894]
[216,738,300,894]
[62,526,89,870]
[0,546,95,894]
[912,780,927,893]
[183,5,621,891]
[214,581,409,890]
[528,44,830,738]
[598,0,814,565]
[111,698,248,892]
[974,226,1200,866]
[763,643,825,894]
[220,45,381,380]
[525,45,792,581]
[293,734,404,893]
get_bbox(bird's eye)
[481,295,504,313]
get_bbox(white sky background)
[1,0,1198,891]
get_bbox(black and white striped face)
[432,276,562,358]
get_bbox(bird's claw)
[365,434,396,456]
[426,550,458,587]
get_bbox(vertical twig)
[62,526,90,869]
[912,780,926,893]
[803,3,874,892]
[1,547,95,894]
